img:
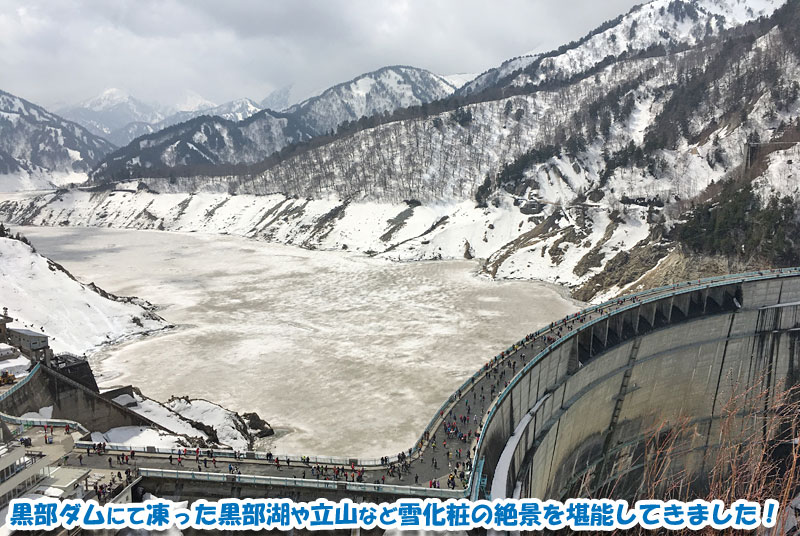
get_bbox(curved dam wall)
[479,274,800,500]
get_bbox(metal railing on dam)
[472,267,800,502]
[0,363,90,434]
[138,468,465,499]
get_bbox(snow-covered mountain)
[90,109,306,180]
[460,0,784,95]
[157,98,263,130]
[440,73,478,89]
[0,89,116,191]
[260,86,294,111]
[107,121,157,147]
[286,65,457,137]
[173,90,216,113]
[88,65,460,180]
[61,89,224,146]
[98,98,262,147]
[59,88,166,139]
[0,227,167,354]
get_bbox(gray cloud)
[0,0,641,109]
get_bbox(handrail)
[466,267,800,497]
[73,440,386,467]
[0,363,90,434]
[0,363,39,403]
[137,468,465,498]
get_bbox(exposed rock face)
[243,412,274,439]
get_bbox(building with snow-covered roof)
[6,328,49,362]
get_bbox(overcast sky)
[0,0,641,110]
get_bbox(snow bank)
[90,426,184,448]
[0,355,29,377]
[117,392,209,441]
[109,391,254,450]
[165,398,249,450]
[0,236,167,354]
[20,406,53,419]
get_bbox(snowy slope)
[260,86,294,111]
[115,392,210,441]
[172,90,216,113]
[0,233,166,354]
[159,98,263,129]
[111,391,261,449]
[287,66,457,137]
[106,122,157,147]
[91,109,302,179]
[440,73,479,89]
[0,89,115,190]
[460,0,783,95]
[0,188,652,299]
[91,427,186,448]
[165,398,251,450]
[104,99,263,147]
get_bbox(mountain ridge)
[0,89,116,191]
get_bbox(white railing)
[138,468,465,498]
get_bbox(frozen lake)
[19,226,579,457]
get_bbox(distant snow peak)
[174,90,216,113]
[84,88,132,111]
[260,85,294,111]
[440,72,479,89]
[286,65,457,137]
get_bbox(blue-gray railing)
[137,468,463,498]
[0,363,90,434]
[73,440,386,467]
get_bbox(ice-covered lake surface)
[19,226,579,457]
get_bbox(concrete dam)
[479,270,800,502]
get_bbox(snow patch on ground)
[0,355,30,378]
[91,426,185,448]
[115,392,209,441]
[108,391,253,450]
[20,406,53,419]
[165,398,249,450]
[753,144,800,200]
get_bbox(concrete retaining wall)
[0,365,155,432]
